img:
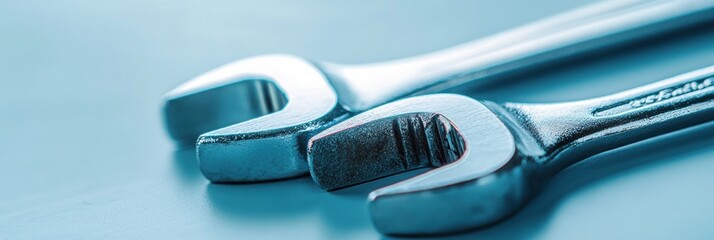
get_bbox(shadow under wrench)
[205,177,321,220]
[316,168,432,235]
[171,138,373,233]
[204,176,375,234]
[381,121,714,239]
[172,145,332,226]
[172,147,204,184]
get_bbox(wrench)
[162,0,714,182]
[307,66,714,235]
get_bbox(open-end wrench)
[307,66,714,235]
[163,0,714,182]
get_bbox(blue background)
[1,0,714,239]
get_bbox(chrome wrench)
[308,65,714,235]
[163,0,714,182]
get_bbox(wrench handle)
[502,66,714,171]
[327,0,714,111]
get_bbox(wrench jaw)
[164,79,288,147]
[197,103,348,182]
[368,154,531,236]
[307,94,530,234]
[164,54,346,182]
[308,112,465,190]
[163,55,306,146]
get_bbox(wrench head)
[308,94,527,235]
[164,54,347,181]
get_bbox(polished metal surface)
[168,55,347,181]
[163,0,714,181]
[6,0,714,239]
[307,66,714,235]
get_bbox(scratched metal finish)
[308,66,714,235]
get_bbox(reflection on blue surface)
[1,0,714,239]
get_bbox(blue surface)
[1,1,714,239]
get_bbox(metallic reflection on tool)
[162,0,714,182]
[307,66,714,235]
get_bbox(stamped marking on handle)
[594,77,713,117]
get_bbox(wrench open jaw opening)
[308,112,467,190]
[164,55,349,182]
[164,78,288,147]
[308,94,535,235]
